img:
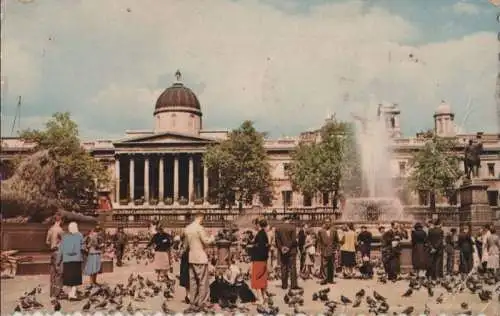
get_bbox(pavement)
[1,261,498,315]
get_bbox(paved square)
[1,261,498,315]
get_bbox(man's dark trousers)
[322,255,334,283]
[280,253,298,289]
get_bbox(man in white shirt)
[184,212,215,310]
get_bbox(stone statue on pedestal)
[464,138,483,179]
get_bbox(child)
[359,256,373,279]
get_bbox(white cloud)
[452,1,481,15]
[1,0,497,139]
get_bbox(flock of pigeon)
[14,273,177,314]
[8,242,500,315]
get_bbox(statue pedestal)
[215,240,232,273]
[459,180,492,233]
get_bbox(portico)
[115,152,210,206]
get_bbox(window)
[399,161,406,176]
[303,193,312,207]
[488,163,495,177]
[282,191,292,207]
[171,113,176,128]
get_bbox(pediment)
[114,132,216,145]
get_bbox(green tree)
[203,120,273,209]
[289,120,360,207]
[1,112,109,221]
[408,134,463,213]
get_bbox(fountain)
[341,101,411,225]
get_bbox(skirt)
[63,261,82,286]
[251,261,268,289]
[84,253,102,276]
[179,251,189,289]
[341,251,356,267]
[487,254,499,269]
[153,251,170,271]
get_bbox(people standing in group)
[411,222,428,278]
[60,222,84,300]
[46,214,64,298]
[147,224,173,281]
[250,219,270,305]
[275,216,300,290]
[444,228,458,275]
[485,227,500,274]
[297,224,307,273]
[184,212,215,312]
[113,226,128,267]
[317,219,339,285]
[427,219,445,280]
[179,233,190,304]
[458,225,474,276]
[83,225,104,285]
[340,223,357,278]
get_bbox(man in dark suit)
[275,217,300,290]
[316,219,339,285]
[427,219,445,280]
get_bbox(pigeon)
[478,289,492,302]
[161,301,173,314]
[355,289,365,298]
[401,306,414,315]
[82,301,91,311]
[423,303,430,315]
[373,291,386,302]
[377,301,390,313]
[402,288,413,297]
[14,305,21,312]
[340,295,352,305]
[427,286,434,297]
[352,298,362,308]
[51,299,61,311]
[461,302,468,309]
[436,293,444,304]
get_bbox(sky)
[1,0,499,140]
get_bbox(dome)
[435,100,452,115]
[154,82,201,115]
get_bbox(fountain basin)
[341,197,410,222]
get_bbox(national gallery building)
[1,74,500,219]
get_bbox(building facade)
[1,75,500,215]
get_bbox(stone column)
[129,156,135,203]
[159,157,164,203]
[173,155,179,204]
[144,156,150,203]
[115,158,120,204]
[203,165,209,205]
[188,155,194,204]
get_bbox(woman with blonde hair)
[60,221,84,299]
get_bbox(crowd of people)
[45,212,500,313]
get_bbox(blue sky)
[1,0,499,140]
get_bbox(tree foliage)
[288,120,360,204]
[203,120,273,208]
[408,134,463,211]
[1,112,109,221]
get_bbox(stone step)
[16,258,114,276]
